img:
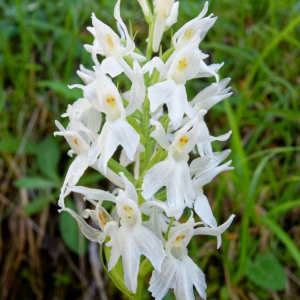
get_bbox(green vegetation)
[1,0,299,299]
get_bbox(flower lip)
[177,135,189,152]
[177,57,188,72]
[105,94,117,109]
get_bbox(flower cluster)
[55,0,235,299]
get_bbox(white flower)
[172,1,217,48]
[165,2,179,31]
[142,117,201,217]
[149,213,235,299]
[153,0,178,52]
[61,98,102,134]
[190,149,233,187]
[60,206,107,243]
[191,78,232,111]
[54,119,97,208]
[87,71,140,173]
[149,218,207,300]
[144,35,222,129]
[69,174,167,293]
[108,174,166,293]
[85,0,135,80]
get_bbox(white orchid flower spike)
[55,1,236,298]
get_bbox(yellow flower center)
[106,34,114,50]
[98,211,107,226]
[124,206,133,219]
[177,135,189,151]
[73,137,80,147]
[183,28,194,41]
[106,94,116,109]
[174,234,185,248]
[177,58,188,72]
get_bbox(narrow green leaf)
[267,199,300,216]
[23,194,56,216]
[0,135,37,154]
[37,80,82,100]
[138,258,153,277]
[37,137,60,181]
[14,177,56,189]
[107,158,135,183]
[77,173,105,185]
[256,216,300,269]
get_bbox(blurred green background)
[1,0,300,299]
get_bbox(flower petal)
[165,2,179,30]
[190,149,231,175]
[109,225,165,293]
[194,192,216,227]
[153,15,166,52]
[114,0,135,55]
[182,255,207,299]
[101,57,124,78]
[193,160,233,187]
[149,256,177,300]
[59,207,105,243]
[142,157,196,214]
[150,120,171,150]
[68,185,116,203]
[192,78,232,111]
[58,155,90,208]
[196,61,224,82]
[125,61,146,115]
[172,1,216,48]
[194,214,235,249]
[119,172,138,203]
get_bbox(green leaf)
[138,258,153,277]
[37,80,82,101]
[37,137,60,181]
[257,216,300,269]
[59,199,88,256]
[245,254,286,291]
[107,158,135,183]
[77,173,105,186]
[23,194,56,216]
[0,135,37,154]
[14,177,56,189]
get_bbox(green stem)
[146,19,155,61]
[164,217,174,240]
[132,276,144,300]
